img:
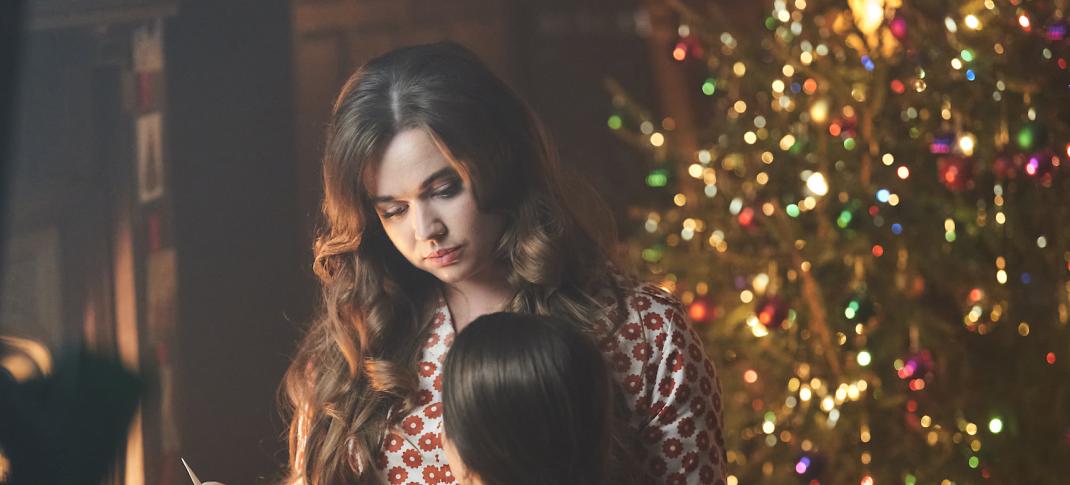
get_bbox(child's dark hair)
[441,312,626,485]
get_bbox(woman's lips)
[425,246,462,266]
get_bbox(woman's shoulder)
[594,265,688,336]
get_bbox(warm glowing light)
[806,172,829,196]
[958,133,977,156]
[810,99,829,124]
[964,14,981,30]
[650,132,665,147]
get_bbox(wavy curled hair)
[279,41,629,484]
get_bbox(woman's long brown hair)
[280,41,627,484]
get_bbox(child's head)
[441,312,615,485]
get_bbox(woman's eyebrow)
[372,167,458,203]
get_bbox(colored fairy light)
[989,417,1003,434]
[897,166,910,179]
[673,42,687,61]
[1047,352,1057,365]
[796,456,811,475]
[892,223,903,235]
[872,245,884,257]
[857,350,872,366]
[607,115,622,130]
[876,189,891,203]
[702,78,717,95]
[862,55,875,71]
[966,69,976,81]
[787,204,801,217]
[964,14,981,30]
[646,169,669,187]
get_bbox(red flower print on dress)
[699,376,713,395]
[642,426,663,444]
[417,389,433,406]
[677,416,696,438]
[376,451,388,470]
[418,432,439,452]
[387,466,408,485]
[688,343,703,361]
[434,374,442,391]
[422,465,442,484]
[432,310,446,328]
[632,342,652,362]
[440,464,455,483]
[612,352,631,372]
[631,295,652,312]
[653,331,667,351]
[676,383,692,403]
[622,322,642,341]
[402,415,424,436]
[658,376,675,397]
[650,400,666,417]
[402,449,422,468]
[682,451,699,471]
[418,361,437,378]
[662,437,684,458]
[691,396,708,417]
[649,456,667,477]
[643,313,665,332]
[699,466,715,482]
[668,351,684,372]
[599,335,619,353]
[423,333,440,349]
[659,404,680,425]
[696,430,710,451]
[443,333,454,347]
[671,330,686,347]
[685,363,698,382]
[384,432,404,452]
[667,472,687,485]
[624,374,643,395]
[705,412,719,431]
[424,402,442,419]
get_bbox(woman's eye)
[382,206,406,218]
[433,181,460,198]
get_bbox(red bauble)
[937,155,974,191]
[754,295,789,329]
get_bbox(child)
[441,312,630,485]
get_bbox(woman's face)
[365,128,507,287]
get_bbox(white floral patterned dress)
[372,280,727,485]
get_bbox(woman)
[440,312,622,485]
[281,41,726,485]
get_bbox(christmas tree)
[608,0,1070,483]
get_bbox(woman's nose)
[412,202,446,241]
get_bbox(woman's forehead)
[364,128,457,198]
